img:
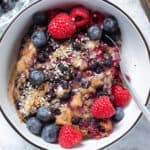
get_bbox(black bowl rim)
[0,0,150,150]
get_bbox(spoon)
[105,34,150,122]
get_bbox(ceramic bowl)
[0,0,150,149]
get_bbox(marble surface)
[0,0,150,150]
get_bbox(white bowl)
[0,0,150,149]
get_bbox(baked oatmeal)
[8,5,131,148]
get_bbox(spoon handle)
[123,76,150,122]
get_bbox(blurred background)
[0,0,150,150]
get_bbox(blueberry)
[31,31,47,47]
[103,16,118,33]
[62,80,69,89]
[95,66,103,74]
[45,71,55,82]
[63,71,73,81]
[88,25,102,40]
[58,63,69,73]
[88,60,99,71]
[71,117,81,125]
[53,108,61,115]
[102,29,121,46]
[81,80,90,89]
[60,91,71,101]
[46,89,56,100]
[112,107,124,122]
[41,124,60,143]
[73,71,82,81]
[33,11,48,26]
[37,52,49,63]
[26,117,42,135]
[103,57,112,67]
[29,70,44,85]
[36,106,55,123]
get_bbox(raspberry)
[48,13,76,39]
[58,125,82,148]
[70,6,90,27]
[90,96,115,119]
[92,11,104,25]
[112,84,131,107]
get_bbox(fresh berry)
[48,13,76,39]
[87,25,102,40]
[103,16,118,33]
[58,63,69,72]
[41,124,60,143]
[63,70,73,81]
[70,6,89,27]
[61,80,69,89]
[26,117,42,135]
[88,60,103,73]
[48,9,61,20]
[88,60,99,71]
[53,108,61,115]
[45,71,55,82]
[95,65,103,74]
[58,125,82,148]
[32,11,48,25]
[29,70,44,85]
[112,85,131,107]
[37,52,49,63]
[73,71,82,81]
[111,107,124,122]
[46,89,56,100]
[60,91,71,101]
[90,96,116,119]
[92,11,104,26]
[36,106,55,123]
[31,31,47,47]
[103,56,113,67]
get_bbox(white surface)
[0,0,150,150]
[0,0,30,32]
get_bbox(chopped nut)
[88,86,95,93]
[56,106,72,125]
[56,86,65,97]
[100,120,113,132]
[72,58,88,71]
[86,40,99,51]
[70,94,83,108]
[81,86,95,95]
[17,41,36,73]
[24,69,29,78]
[91,76,103,88]
[56,86,71,98]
